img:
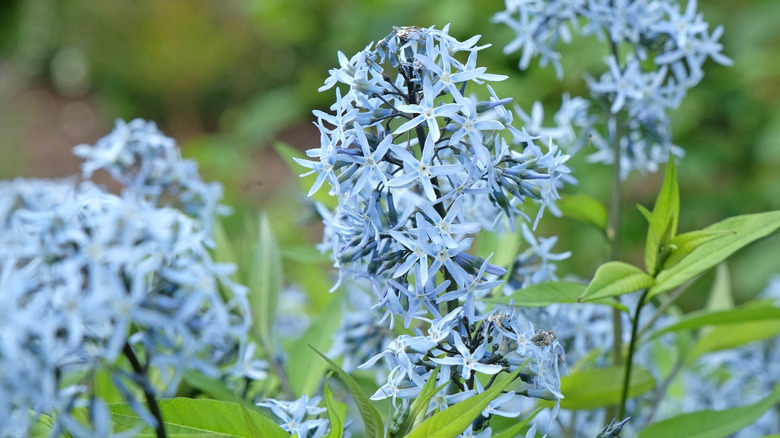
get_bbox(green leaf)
[396,367,447,436]
[648,211,780,301]
[312,347,384,438]
[662,230,734,270]
[641,157,679,275]
[688,319,780,360]
[110,398,290,438]
[324,380,347,438]
[648,305,780,340]
[490,281,628,311]
[405,367,521,438]
[560,367,654,410]
[239,402,263,438]
[578,262,655,302]
[491,406,544,438]
[249,212,282,345]
[274,141,338,209]
[213,218,239,267]
[637,385,780,438]
[286,294,342,397]
[705,263,734,311]
[183,371,237,401]
[557,193,608,230]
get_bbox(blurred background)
[1,0,778,311]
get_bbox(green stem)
[609,112,625,368]
[619,288,649,420]
[123,343,167,438]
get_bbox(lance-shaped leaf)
[405,367,522,438]
[489,281,628,312]
[312,347,384,438]
[491,406,544,438]
[648,305,780,340]
[323,380,347,438]
[558,193,608,231]
[637,385,780,438]
[559,367,654,410]
[647,210,780,301]
[687,318,780,361]
[249,213,282,346]
[394,367,447,436]
[109,398,290,438]
[640,157,679,275]
[578,262,655,302]
[661,230,734,270]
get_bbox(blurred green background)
[1,0,778,311]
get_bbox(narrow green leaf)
[688,319,780,360]
[213,218,238,266]
[249,213,282,344]
[183,370,237,401]
[648,306,780,340]
[396,367,445,436]
[312,347,384,438]
[287,295,342,397]
[405,368,521,438]
[637,203,661,275]
[705,263,733,311]
[557,194,608,230]
[490,281,628,311]
[110,398,290,438]
[637,385,780,438]
[324,380,347,438]
[648,211,780,301]
[662,230,734,270]
[274,141,338,209]
[239,402,263,438]
[559,367,654,410]
[641,158,679,275]
[491,406,544,438]
[578,262,655,302]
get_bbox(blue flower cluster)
[0,120,253,437]
[493,0,732,177]
[300,25,573,436]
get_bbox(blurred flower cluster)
[298,24,575,436]
[493,0,732,177]
[0,120,253,437]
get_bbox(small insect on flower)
[531,330,557,347]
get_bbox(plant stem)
[122,343,167,438]
[619,288,649,420]
[608,111,625,368]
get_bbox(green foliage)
[648,305,780,340]
[286,294,342,397]
[323,380,347,438]
[559,366,655,410]
[405,367,522,438]
[578,262,655,302]
[313,347,384,438]
[557,193,608,231]
[249,212,283,345]
[648,211,780,300]
[393,367,446,437]
[491,280,628,311]
[109,398,290,437]
[637,385,780,438]
[641,156,680,276]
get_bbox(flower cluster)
[493,0,732,177]
[301,24,572,436]
[258,395,337,438]
[0,121,252,437]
